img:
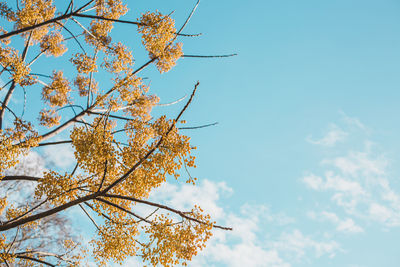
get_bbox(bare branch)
[55,21,86,53]
[156,94,188,107]
[1,176,41,182]
[73,13,144,26]
[177,32,202,37]
[182,53,237,58]
[37,140,72,147]
[87,111,133,121]
[0,192,98,231]
[98,160,108,191]
[174,0,200,42]
[74,0,96,13]
[15,255,56,267]
[179,122,218,130]
[79,204,101,231]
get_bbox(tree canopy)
[0,0,232,266]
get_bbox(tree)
[0,1,233,266]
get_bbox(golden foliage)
[143,207,213,267]
[71,53,98,74]
[74,75,99,97]
[103,42,133,74]
[0,1,224,266]
[42,71,71,107]
[71,117,118,178]
[0,47,32,85]
[40,31,67,57]
[0,2,16,22]
[139,11,183,73]
[0,119,41,177]
[85,0,128,48]
[38,109,61,127]
[15,0,56,42]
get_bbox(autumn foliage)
[0,0,231,266]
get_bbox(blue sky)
[138,0,400,266]
[4,0,400,266]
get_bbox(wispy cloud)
[271,229,341,260]
[303,116,400,229]
[308,211,363,234]
[339,111,367,131]
[303,172,366,197]
[307,124,348,147]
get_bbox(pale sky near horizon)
[3,0,400,266]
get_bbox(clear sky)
[4,0,400,266]
[137,0,400,266]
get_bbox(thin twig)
[182,53,237,58]
[174,0,200,42]
[95,198,150,224]
[21,86,27,117]
[156,94,188,107]
[55,21,86,53]
[179,122,218,130]
[79,204,101,231]
[74,0,96,13]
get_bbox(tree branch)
[37,140,72,147]
[1,176,41,182]
[182,53,237,58]
[103,193,232,230]
[179,122,218,130]
[95,198,151,224]
[73,13,144,26]
[15,255,56,267]
[0,13,72,40]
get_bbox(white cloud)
[271,229,341,260]
[118,257,143,267]
[336,218,363,233]
[0,78,7,99]
[1,152,46,205]
[193,243,289,267]
[150,180,233,220]
[339,111,367,131]
[322,151,387,177]
[307,124,347,147]
[303,172,366,197]
[303,116,400,229]
[302,174,324,190]
[309,211,363,234]
[42,142,76,169]
[368,203,400,226]
[5,151,46,177]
